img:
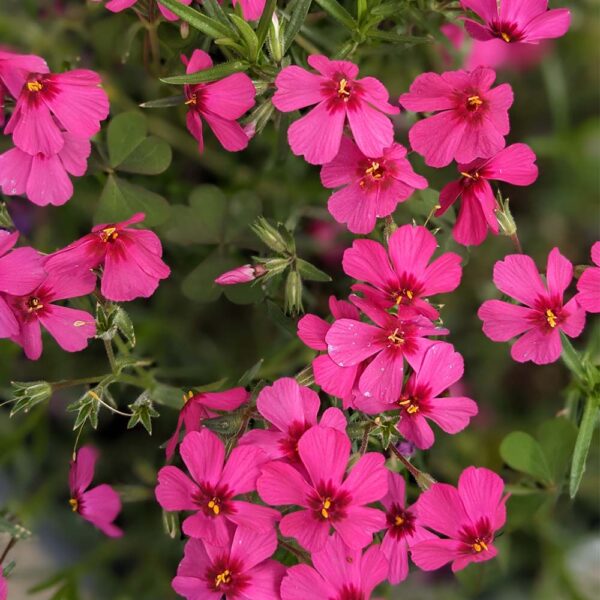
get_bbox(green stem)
[389,444,422,481]
[569,392,599,498]
[51,375,109,391]
[104,339,118,374]
[560,333,587,383]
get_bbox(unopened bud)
[284,270,303,315]
[10,380,52,416]
[251,217,294,254]
[496,196,517,237]
[267,13,284,63]
[215,264,267,286]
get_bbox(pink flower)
[69,446,122,537]
[280,534,388,600]
[182,50,255,153]
[297,296,363,408]
[92,0,192,21]
[257,425,388,551]
[0,133,91,206]
[239,377,346,462]
[0,230,46,338]
[343,224,462,320]
[326,297,449,405]
[215,264,266,285]
[45,213,170,302]
[232,0,266,20]
[380,471,437,583]
[155,429,279,546]
[577,242,600,314]
[5,69,109,156]
[437,143,538,246]
[461,0,570,45]
[411,466,507,572]
[172,527,285,600]
[399,66,513,167]
[272,55,400,165]
[7,263,97,360]
[478,248,586,364]
[165,387,249,459]
[0,572,6,600]
[355,343,478,450]
[320,137,428,234]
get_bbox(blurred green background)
[0,0,598,598]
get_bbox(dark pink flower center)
[24,74,57,105]
[192,483,233,518]
[398,382,430,416]
[460,518,494,554]
[308,482,351,522]
[384,322,420,355]
[185,85,206,111]
[99,226,120,243]
[391,273,423,307]
[386,503,416,539]
[460,170,482,186]
[323,74,363,109]
[205,555,249,594]
[532,297,564,332]
[336,585,365,600]
[279,420,310,461]
[489,20,524,43]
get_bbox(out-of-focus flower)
[182,50,255,153]
[92,0,192,21]
[321,137,428,234]
[69,446,123,537]
[172,527,285,600]
[45,213,170,302]
[478,249,586,364]
[343,224,462,320]
[257,425,388,551]
[576,242,600,314]
[155,429,279,546]
[355,343,478,449]
[411,466,507,572]
[232,0,266,20]
[461,0,570,45]
[272,55,399,165]
[280,534,388,599]
[400,66,513,167]
[0,571,6,600]
[437,143,538,246]
[215,264,266,285]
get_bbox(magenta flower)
[272,55,400,165]
[0,133,91,206]
[400,66,513,167]
[165,387,249,460]
[69,446,122,537]
[380,471,436,583]
[343,224,463,320]
[5,69,109,156]
[461,0,570,45]
[172,527,284,600]
[411,467,508,572]
[257,425,388,551]
[232,0,266,20]
[297,295,363,408]
[0,572,6,600]
[437,143,538,246]
[215,264,266,285]
[326,297,449,405]
[321,137,428,234]
[355,343,478,450]
[478,248,586,364]
[239,377,346,462]
[280,534,388,600]
[92,0,192,21]
[182,50,255,153]
[45,213,170,302]
[577,242,600,314]
[0,230,45,338]
[7,263,97,360]
[155,429,280,546]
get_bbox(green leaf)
[223,280,265,304]
[238,359,264,386]
[182,254,240,303]
[96,175,171,227]
[296,258,332,282]
[500,431,553,485]
[150,384,185,409]
[283,0,313,52]
[140,95,186,109]
[114,307,136,348]
[356,0,367,22]
[228,13,259,60]
[537,417,577,487]
[157,0,232,37]
[127,392,159,434]
[256,0,277,49]
[161,60,250,85]
[107,111,147,168]
[314,0,357,30]
[69,388,102,430]
[569,394,599,498]
[117,136,172,175]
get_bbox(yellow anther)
[27,297,44,312]
[394,515,404,526]
[183,390,194,404]
[395,290,414,305]
[208,498,221,515]
[215,569,231,586]
[337,78,351,100]
[460,171,480,180]
[185,94,197,105]
[365,161,383,179]
[27,81,43,92]
[321,498,332,519]
[467,95,483,108]
[100,227,119,243]
[472,540,488,552]
[501,32,511,43]
[69,498,78,512]
[546,309,557,328]
[406,404,419,414]
[387,328,404,345]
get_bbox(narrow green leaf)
[569,394,599,498]
[107,111,147,168]
[283,0,313,52]
[228,13,259,60]
[356,0,367,22]
[256,0,277,49]
[314,0,357,30]
[161,60,250,85]
[296,258,332,282]
[157,0,231,37]
[537,417,577,488]
[117,136,172,175]
[140,95,186,109]
[238,359,264,386]
[500,431,553,485]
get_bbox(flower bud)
[496,196,517,237]
[267,13,284,63]
[284,270,303,315]
[10,380,52,416]
[0,202,14,229]
[215,264,267,286]
[251,217,294,254]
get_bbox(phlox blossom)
[182,50,255,153]
[45,213,170,302]
[272,55,399,165]
[355,343,478,450]
[437,143,538,246]
[478,248,586,364]
[92,0,192,22]
[461,0,570,45]
[280,534,388,600]
[215,264,266,285]
[576,242,600,314]
[172,526,284,600]
[321,137,428,234]
[257,425,388,552]
[411,467,507,572]
[343,224,462,320]
[400,66,513,167]
[232,0,266,20]
[155,429,280,546]
[69,446,122,537]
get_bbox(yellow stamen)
[183,390,194,404]
[460,171,480,181]
[27,81,43,92]
[321,498,332,519]
[546,309,557,328]
[395,289,414,305]
[337,78,351,100]
[73,320,88,327]
[69,498,78,512]
[472,540,488,553]
[387,328,404,345]
[185,94,197,105]
[365,161,383,178]
[501,32,511,43]
[394,515,404,526]
[100,227,119,243]
[467,95,483,108]
[208,498,221,515]
[215,569,231,586]
[406,404,419,414]
[27,297,43,312]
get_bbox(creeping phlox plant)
[0,0,597,599]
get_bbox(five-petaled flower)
[576,242,600,314]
